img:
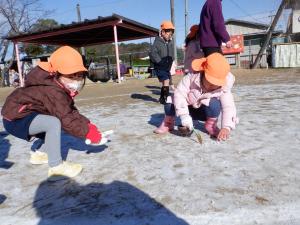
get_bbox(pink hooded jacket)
[173,72,238,130]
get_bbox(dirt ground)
[0,68,300,225]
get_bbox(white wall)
[273,43,300,67]
[292,10,300,33]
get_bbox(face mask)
[65,80,83,92]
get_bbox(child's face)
[59,72,85,92]
[202,75,221,92]
[161,29,174,41]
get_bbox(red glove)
[86,123,102,144]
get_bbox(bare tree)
[0,0,51,65]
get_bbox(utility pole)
[251,0,288,69]
[185,0,189,38]
[170,0,177,64]
[76,4,86,56]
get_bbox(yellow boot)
[30,151,48,165]
[48,161,83,180]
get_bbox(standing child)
[199,0,232,57]
[154,53,238,141]
[119,60,127,81]
[1,46,103,179]
[184,24,204,74]
[149,21,175,104]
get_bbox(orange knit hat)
[160,21,175,30]
[38,46,87,75]
[191,53,230,86]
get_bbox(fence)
[225,53,269,69]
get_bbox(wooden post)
[236,53,241,68]
[251,0,288,69]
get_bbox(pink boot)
[154,116,175,134]
[205,117,220,137]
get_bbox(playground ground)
[0,68,300,225]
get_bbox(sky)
[40,0,286,46]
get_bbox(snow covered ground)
[0,70,300,225]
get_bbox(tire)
[99,78,110,83]
[88,76,98,82]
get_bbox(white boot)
[48,161,83,180]
[30,151,48,165]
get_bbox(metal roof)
[243,31,283,40]
[5,14,159,47]
[225,19,269,30]
[285,0,300,9]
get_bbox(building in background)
[225,19,284,68]
[272,1,300,68]
[286,0,300,42]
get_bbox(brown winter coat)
[1,66,89,138]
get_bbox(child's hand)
[217,128,230,141]
[86,123,102,144]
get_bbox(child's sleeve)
[174,75,191,116]
[220,91,237,130]
[45,89,90,138]
[220,73,238,129]
[149,39,162,64]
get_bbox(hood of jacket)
[25,66,59,87]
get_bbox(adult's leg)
[29,115,62,167]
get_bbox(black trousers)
[202,47,223,57]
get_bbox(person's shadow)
[145,85,161,96]
[33,177,189,225]
[131,93,159,103]
[0,194,6,205]
[31,132,108,160]
[0,131,14,169]
[148,113,165,128]
[130,85,161,103]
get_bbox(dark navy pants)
[155,69,171,82]
[164,97,221,120]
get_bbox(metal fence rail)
[225,53,269,69]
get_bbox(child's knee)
[164,103,175,116]
[47,116,61,130]
[207,98,221,117]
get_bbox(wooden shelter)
[6,14,159,85]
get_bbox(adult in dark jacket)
[149,21,175,104]
[1,46,103,180]
[199,0,232,56]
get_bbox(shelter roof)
[6,14,159,47]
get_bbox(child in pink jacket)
[154,53,238,141]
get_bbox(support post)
[14,42,24,87]
[236,53,241,68]
[185,0,189,38]
[170,0,177,64]
[76,4,86,56]
[113,25,121,83]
